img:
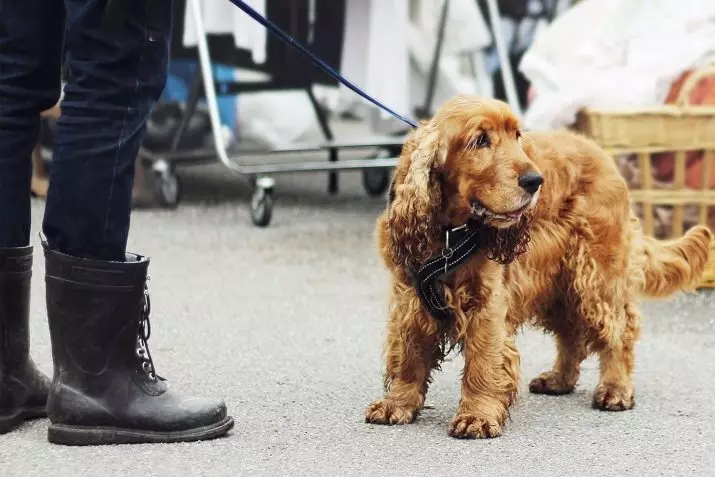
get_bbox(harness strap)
[409,222,483,321]
[386,180,484,321]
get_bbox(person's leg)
[0,0,63,434]
[42,0,170,259]
[42,0,234,445]
[0,0,64,246]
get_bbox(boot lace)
[136,275,165,382]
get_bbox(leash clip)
[442,224,467,274]
[441,247,453,275]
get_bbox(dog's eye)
[516,130,522,139]
[476,133,490,148]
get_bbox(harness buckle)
[442,224,466,275]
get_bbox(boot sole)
[47,415,235,446]
[0,406,48,434]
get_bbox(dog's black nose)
[518,172,543,195]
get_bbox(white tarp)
[520,0,715,131]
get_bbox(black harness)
[387,180,484,322]
[408,221,484,321]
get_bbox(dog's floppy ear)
[386,120,447,269]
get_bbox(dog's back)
[519,129,711,301]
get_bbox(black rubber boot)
[0,246,51,434]
[43,243,234,445]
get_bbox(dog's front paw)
[529,371,575,395]
[364,399,416,425]
[448,412,503,439]
[592,383,635,411]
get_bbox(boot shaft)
[44,247,150,382]
[0,246,33,367]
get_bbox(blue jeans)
[0,0,173,260]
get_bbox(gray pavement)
[2,158,715,477]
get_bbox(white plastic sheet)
[519,0,715,130]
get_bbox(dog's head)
[386,95,542,269]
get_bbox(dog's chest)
[440,259,502,311]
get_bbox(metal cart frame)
[139,0,519,227]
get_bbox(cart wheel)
[154,168,181,209]
[250,186,274,227]
[362,169,390,197]
[362,148,393,197]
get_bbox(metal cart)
[138,0,521,227]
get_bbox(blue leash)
[223,0,419,129]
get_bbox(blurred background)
[33,0,715,283]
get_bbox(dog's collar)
[409,219,483,322]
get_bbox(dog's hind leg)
[365,285,442,426]
[591,301,640,411]
[566,229,641,411]
[529,328,588,395]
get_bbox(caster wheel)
[153,168,181,208]
[250,186,274,227]
[362,169,390,197]
[362,149,392,197]
[387,145,403,156]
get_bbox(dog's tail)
[633,224,712,298]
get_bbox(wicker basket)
[576,66,715,288]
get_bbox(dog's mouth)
[471,196,535,224]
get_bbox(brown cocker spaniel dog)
[365,95,713,439]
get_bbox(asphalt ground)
[2,143,715,477]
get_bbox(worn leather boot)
[43,243,234,445]
[0,246,51,434]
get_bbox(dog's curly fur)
[365,95,713,439]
